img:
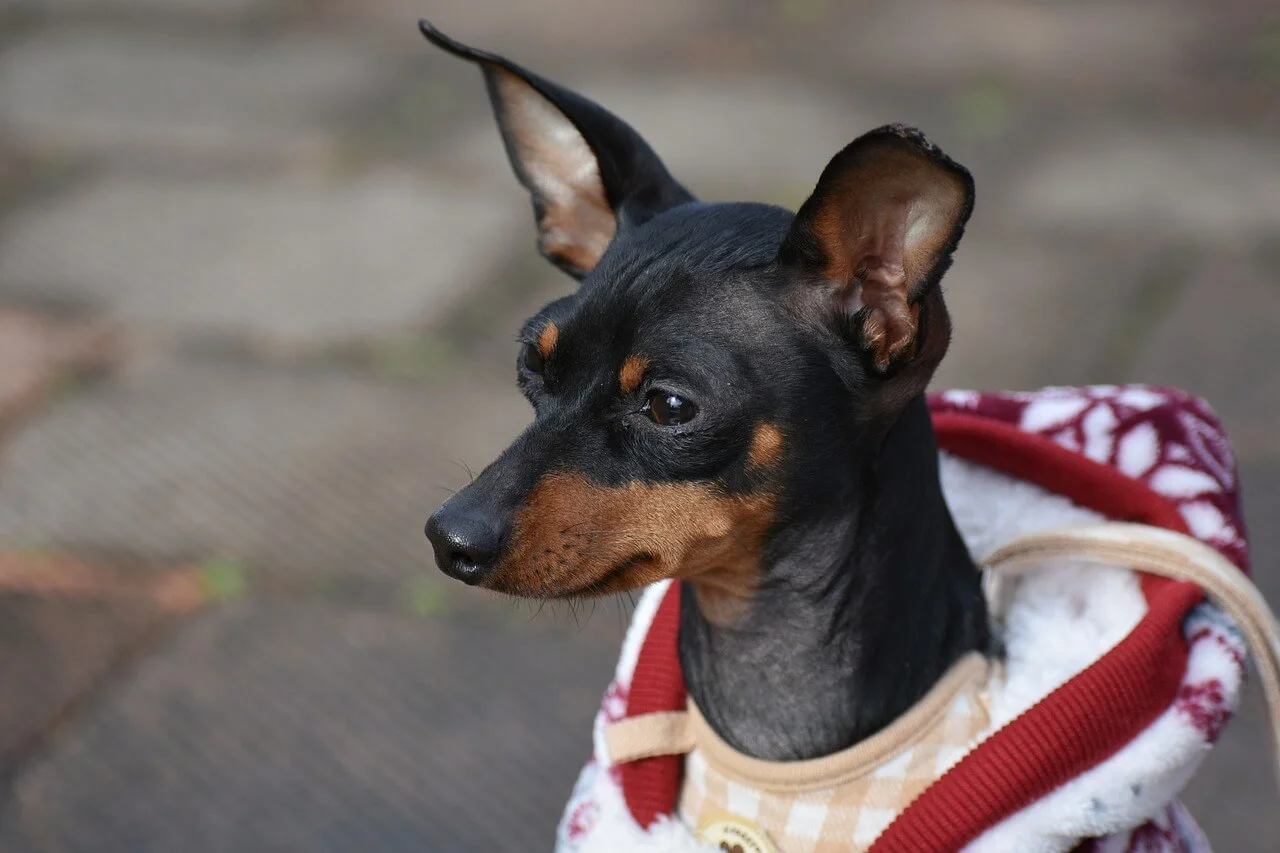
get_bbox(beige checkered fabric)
[677,654,991,853]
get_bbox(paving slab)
[12,0,277,17]
[324,0,726,60]
[821,0,1204,89]
[931,233,1155,393]
[0,554,205,788]
[0,29,397,158]
[1008,122,1280,240]
[0,599,617,853]
[0,171,524,349]
[0,309,116,435]
[0,362,528,582]
[0,593,158,786]
[1131,250,1280,461]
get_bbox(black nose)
[425,505,504,585]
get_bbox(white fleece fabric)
[554,453,1246,852]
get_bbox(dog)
[421,20,986,763]
[417,20,1273,853]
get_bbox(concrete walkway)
[0,1,1277,849]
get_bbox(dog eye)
[645,390,698,426]
[521,342,545,374]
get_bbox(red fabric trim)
[618,582,686,829]
[870,580,1201,851]
[869,413,1203,852]
[930,413,1193,602]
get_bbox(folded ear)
[779,125,974,372]
[420,21,694,279]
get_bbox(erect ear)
[420,21,695,279]
[778,125,974,373]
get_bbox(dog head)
[421,22,974,620]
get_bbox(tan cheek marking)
[489,473,774,626]
[619,355,648,394]
[537,323,559,360]
[748,423,784,469]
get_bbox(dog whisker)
[526,598,548,624]
[447,458,476,484]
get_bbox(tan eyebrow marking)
[537,323,559,359]
[619,354,648,394]
[748,423,784,469]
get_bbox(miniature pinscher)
[421,20,988,762]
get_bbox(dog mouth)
[575,552,659,596]
[512,551,659,600]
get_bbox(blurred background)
[0,0,1277,850]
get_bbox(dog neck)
[678,395,989,761]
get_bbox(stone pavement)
[0,0,1277,850]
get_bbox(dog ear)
[779,125,974,373]
[420,21,694,279]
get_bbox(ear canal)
[779,125,974,372]
[420,20,694,279]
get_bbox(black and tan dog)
[421,21,987,764]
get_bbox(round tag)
[698,817,778,853]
